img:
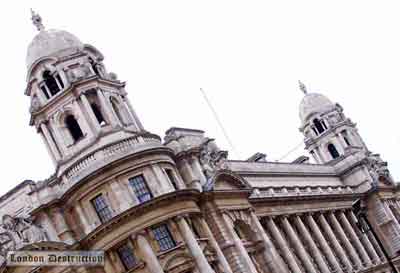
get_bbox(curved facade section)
[1,12,400,273]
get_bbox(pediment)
[207,170,251,191]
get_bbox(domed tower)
[26,11,146,175]
[298,81,368,164]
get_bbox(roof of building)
[299,92,335,123]
[26,28,84,68]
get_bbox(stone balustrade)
[63,134,161,184]
[252,185,355,198]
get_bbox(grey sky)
[1,0,399,196]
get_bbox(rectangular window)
[165,169,178,190]
[91,194,113,223]
[117,243,137,270]
[152,224,176,251]
[129,175,152,203]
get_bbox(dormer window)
[41,70,65,100]
[313,118,327,135]
[43,71,61,96]
[65,115,83,142]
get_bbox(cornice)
[29,76,125,125]
[249,191,364,204]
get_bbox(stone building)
[0,10,400,273]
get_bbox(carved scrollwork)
[199,138,228,180]
[363,153,394,186]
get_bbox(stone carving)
[29,96,41,113]
[108,72,118,80]
[199,138,228,180]
[1,215,46,247]
[67,63,92,82]
[364,153,394,186]
[0,230,15,256]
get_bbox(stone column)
[124,97,144,130]
[40,122,61,161]
[347,211,381,265]
[265,217,302,273]
[108,250,125,273]
[190,156,207,186]
[177,216,214,273]
[181,159,202,192]
[199,217,234,273]
[365,228,386,262]
[73,98,92,136]
[306,214,343,273]
[318,213,353,271]
[327,212,363,269]
[338,211,372,267]
[249,212,287,273]
[38,211,59,241]
[151,164,171,194]
[135,233,164,273]
[39,130,57,166]
[51,208,76,244]
[96,88,118,126]
[50,117,67,155]
[81,93,101,133]
[75,203,91,234]
[110,181,133,211]
[222,213,258,273]
[103,253,117,273]
[311,149,322,164]
[293,215,331,273]
[280,216,318,273]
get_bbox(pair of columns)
[110,217,216,273]
[264,211,381,273]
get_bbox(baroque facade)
[0,11,400,273]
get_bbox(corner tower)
[26,11,146,176]
[298,81,368,164]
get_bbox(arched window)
[313,118,326,134]
[43,71,61,96]
[90,103,106,126]
[65,115,83,142]
[327,143,340,159]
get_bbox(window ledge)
[67,133,87,148]
[156,242,185,259]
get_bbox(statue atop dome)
[30,9,44,31]
[298,80,308,94]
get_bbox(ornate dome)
[299,93,335,123]
[26,29,84,68]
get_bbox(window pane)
[117,243,137,270]
[165,169,178,190]
[152,224,175,251]
[129,175,152,203]
[91,194,113,223]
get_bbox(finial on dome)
[298,80,308,94]
[30,9,45,31]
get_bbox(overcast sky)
[1,0,399,196]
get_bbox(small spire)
[30,9,45,31]
[298,80,308,94]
